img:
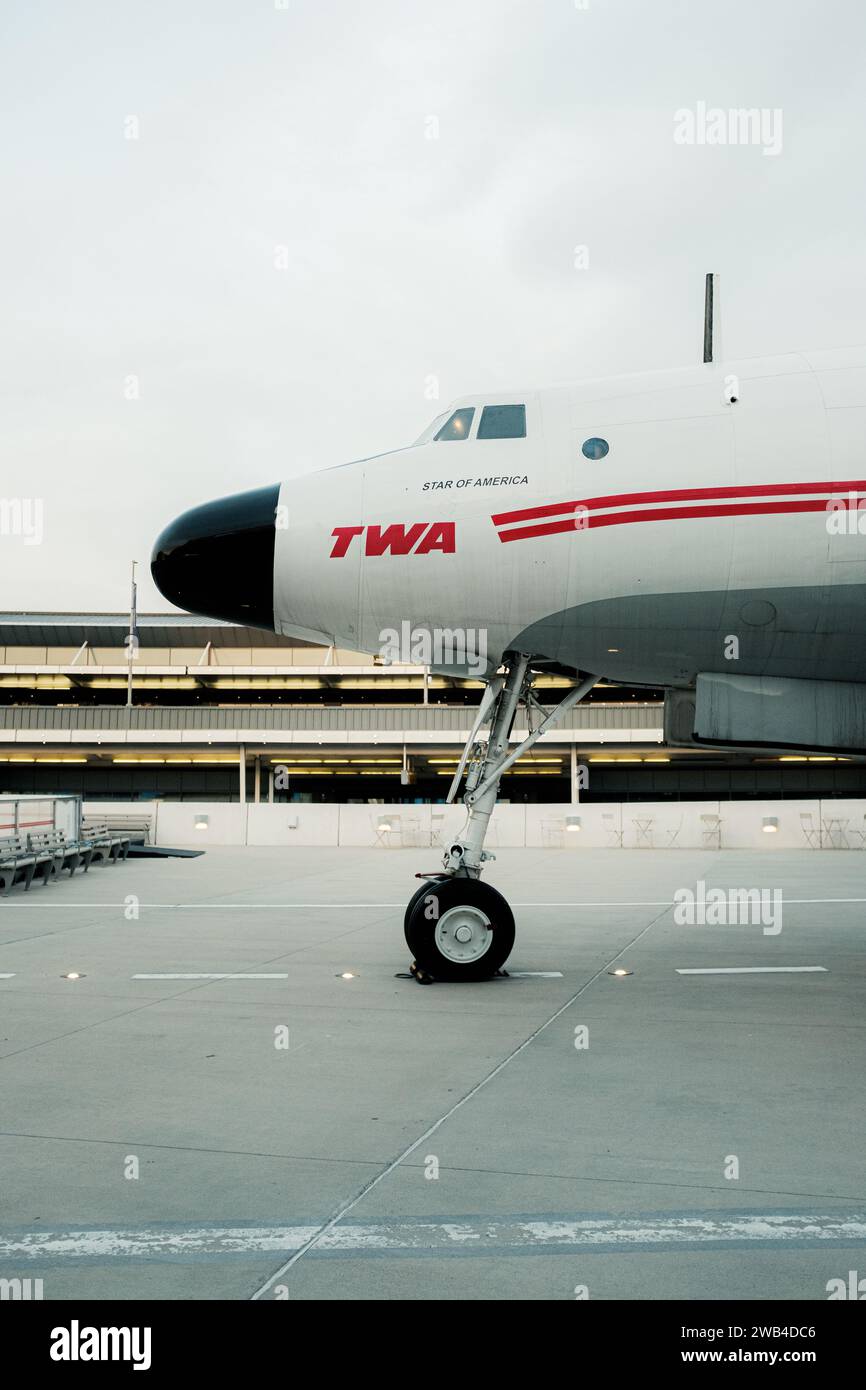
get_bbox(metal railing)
[0,703,662,734]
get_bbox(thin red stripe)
[491,479,866,527]
[0,818,54,831]
[497,497,836,543]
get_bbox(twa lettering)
[330,522,455,557]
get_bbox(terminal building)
[1,612,863,808]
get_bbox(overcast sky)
[3,0,866,612]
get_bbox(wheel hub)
[435,904,493,965]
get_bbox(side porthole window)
[434,407,474,441]
[581,437,609,460]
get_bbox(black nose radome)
[151,485,280,630]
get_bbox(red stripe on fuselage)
[491,479,866,528]
[496,497,845,543]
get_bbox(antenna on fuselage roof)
[703,271,721,363]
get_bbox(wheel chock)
[409,960,435,985]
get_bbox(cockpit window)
[413,412,448,446]
[477,404,526,439]
[434,407,474,441]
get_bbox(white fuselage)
[273,346,866,686]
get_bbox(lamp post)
[126,560,138,709]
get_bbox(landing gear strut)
[403,655,598,982]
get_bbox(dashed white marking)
[676,966,828,975]
[132,973,289,980]
[508,971,564,978]
[0,972,16,978]
[4,1212,865,1261]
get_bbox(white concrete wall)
[246,802,340,846]
[83,799,866,849]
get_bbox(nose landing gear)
[403,656,598,983]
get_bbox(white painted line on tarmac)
[4,897,866,909]
[676,966,828,975]
[0,902,404,910]
[508,971,564,978]
[1,969,559,981]
[132,973,290,980]
[4,1211,865,1261]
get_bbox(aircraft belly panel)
[511,580,866,686]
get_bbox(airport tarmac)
[1,844,865,1302]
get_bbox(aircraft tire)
[403,876,449,941]
[404,877,515,981]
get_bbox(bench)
[26,830,93,884]
[1,824,136,895]
[0,834,39,894]
[89,813,152,845]
[81,819,131,864]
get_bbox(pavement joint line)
[0,993,216,1065]
[0,921,122,947]
[0,994,539,1022]
[1,1129,863,1204]
[248,901,673,1299]
[0,1129,388,1165]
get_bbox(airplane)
[151,323,866,982]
